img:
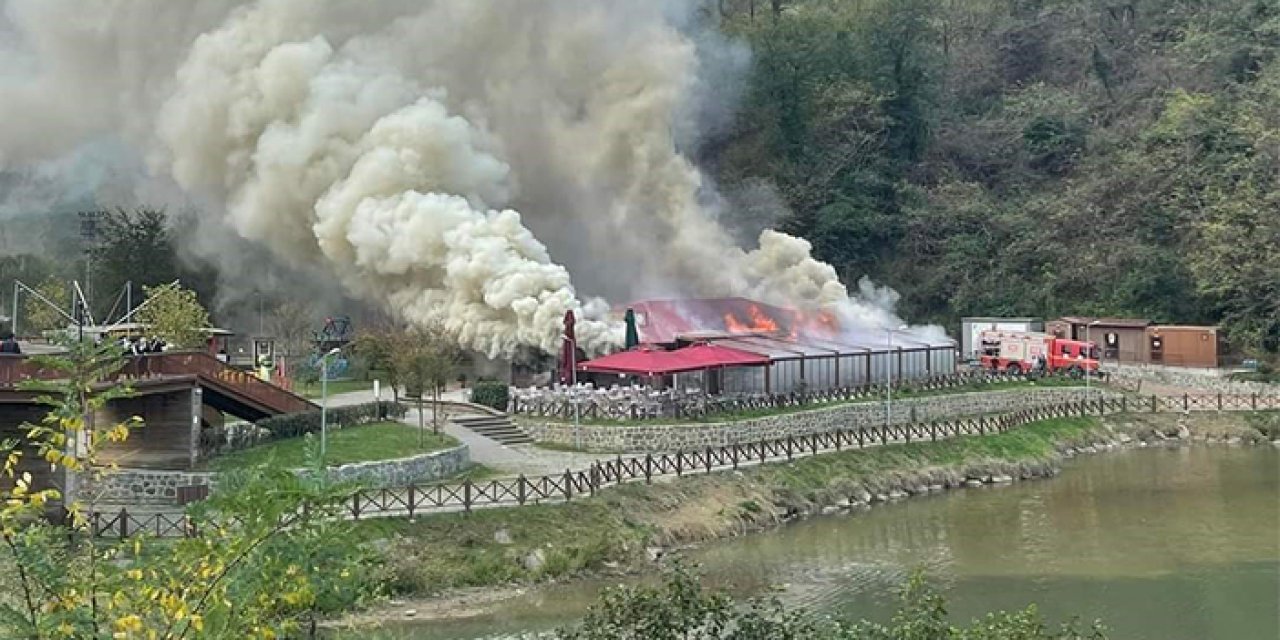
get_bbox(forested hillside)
[709,0,1280,355]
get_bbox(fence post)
[675,451,683,476]
[589,465,598,496]
[645,455,653,484]
[119,508,129,539]
[705,447,713,474]
[1217,393,1222,411]
[1121,396,1127,414]
[407,485,417,517]
[731,443,740,469]
[563,470,573,501]
[1183,393,1189,412]
[352,492,361,520]
[1151,395,1157,412]
[1253,394,1258,411]
[811,434,819,456]
[931,422,937,442]
[786,436,793,460]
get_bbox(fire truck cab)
[978,330,1099,376]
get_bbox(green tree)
[0,338,381,638]
[562,565,1107,640]
[21,277,70,335]
[134,282,211,349]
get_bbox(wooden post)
[407,485,416,517]
[1151,395,1157,412]
[352,492,361,519]
[1253,394,1258,410]
[517,475,527,505]
[119,508,129,539]
[1183,393,1189,411]
[705,447,713,474]
[563,470,573,501]
[675,451,683,477]
[644,455,653,484]
[1217,393,1222,411]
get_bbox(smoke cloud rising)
[0,0,924,357]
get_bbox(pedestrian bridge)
[0,352,316,476]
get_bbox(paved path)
[325,389,613,477]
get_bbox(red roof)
[578,343,770,376]
[623,297,798,344]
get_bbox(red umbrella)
[559,310,576,385]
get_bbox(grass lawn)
[298,378,376,399]
[210,422,456,470]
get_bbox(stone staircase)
[452,414,534,445]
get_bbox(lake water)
[349,445,1280,639]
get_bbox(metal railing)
[510,370,1040,421]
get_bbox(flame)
[723,304,781,334]
[790,309,839,340]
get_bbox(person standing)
[0,332,21,355]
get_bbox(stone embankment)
[523,387,1113,452]
[768,413,1272,524]
[1103,362,1279,395]
[83,445,470,507]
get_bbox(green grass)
[298,378,376,399]
[359,414,1106,596]
[516,378,1085,427]
[209,422,456,470]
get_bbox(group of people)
[117,335,168,355]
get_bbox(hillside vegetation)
[708,0,1280,355]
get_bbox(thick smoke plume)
[0,0,923,357]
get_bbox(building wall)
[1048,322,1149,363]
[1147,327,1219,368]
[96,389,198,470]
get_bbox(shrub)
[255,401,408,440]
[470,380,510,411]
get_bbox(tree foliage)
[135,282,211,349]
[711,0,1280,355]
[0,338,382,638]
[21,277,70,335]
[562,564,1106,640]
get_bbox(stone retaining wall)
[523,387,1114,452]
[1103,363,1279,395]
[83,445,470,506]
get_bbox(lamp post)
[1085,320,1101,413]
[318,347,341,463]
[885,324,908,428]
[562,333,581,451]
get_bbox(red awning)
[578,343,770,376]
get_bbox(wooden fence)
[84,390,1280,539]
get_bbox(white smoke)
[0,0,922,357]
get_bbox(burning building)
[587,298,956,395]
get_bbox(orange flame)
[723,304,781,334]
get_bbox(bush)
[470,380,510,411]
[255,401,408,440]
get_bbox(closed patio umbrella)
[624,308,640,349]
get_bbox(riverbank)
[334,411,1275,629]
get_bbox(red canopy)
[578,343,769,376]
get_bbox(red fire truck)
[978,330,1099,376]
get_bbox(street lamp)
[886,324,909,428]
[562,333,581,451]
[1085,320,1101,413]
[318,347,341,463]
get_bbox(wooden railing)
[0,351,314,415]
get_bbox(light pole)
[562,333,581,451]
[318,347,341,464]
[1085,320,1101,413]
[885,324,908,428]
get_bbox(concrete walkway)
[323,388,612,476]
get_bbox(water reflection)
[344,446,1279,640]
